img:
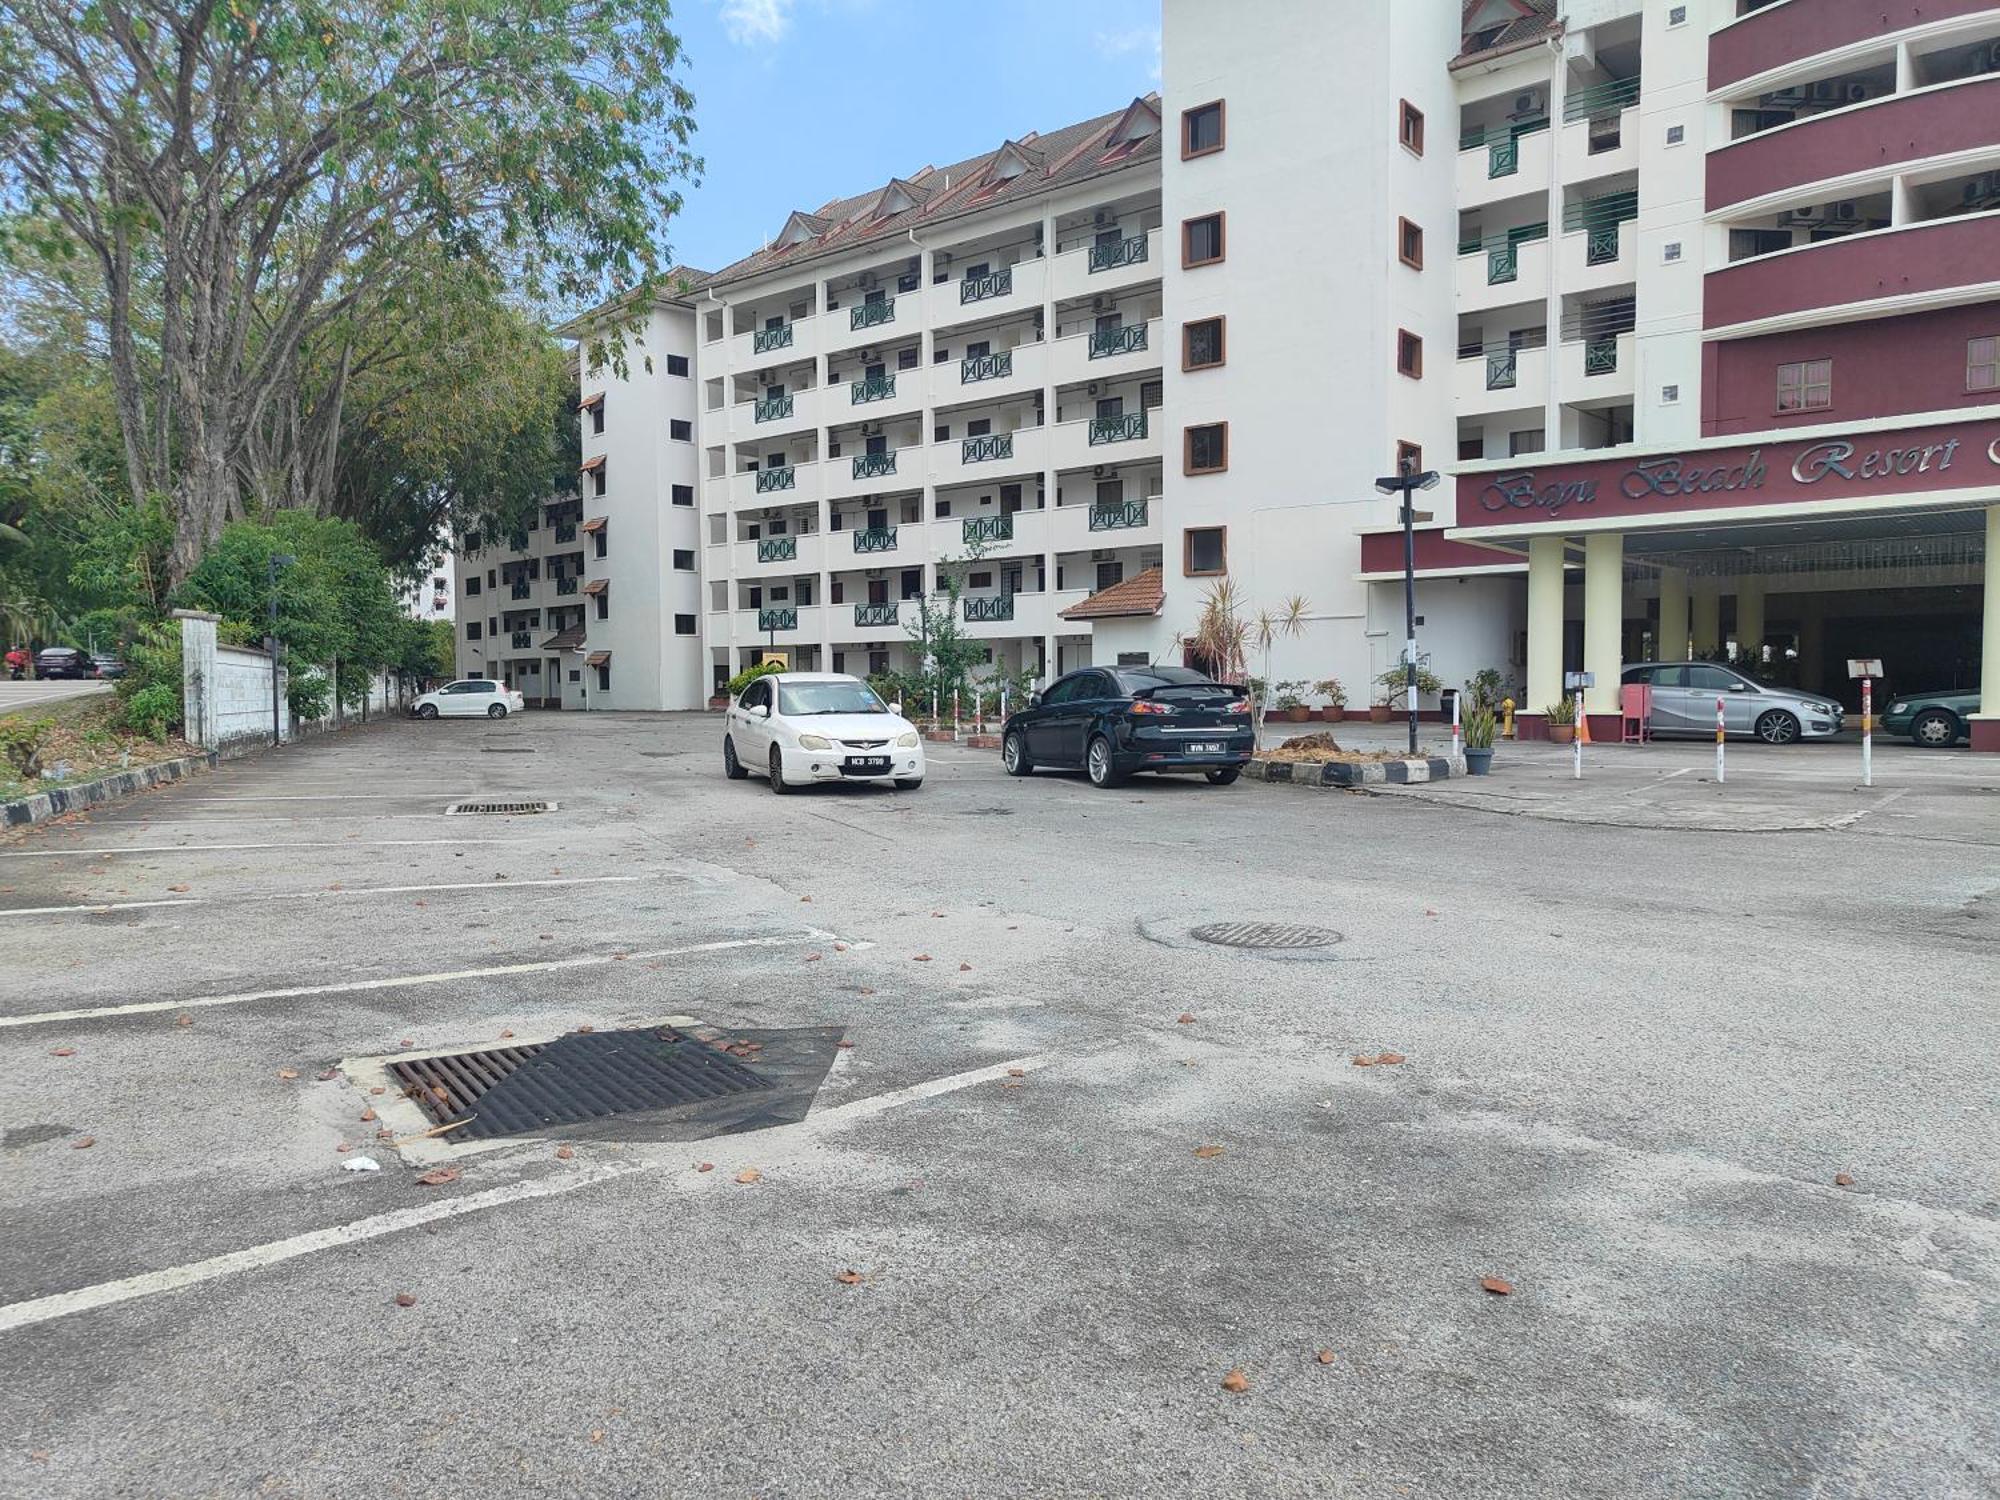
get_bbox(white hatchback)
[411,679,525,719]
[723,672,925,792]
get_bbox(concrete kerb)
[1244,754,1465,789]
[2,750,221,829]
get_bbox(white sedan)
[723,671,925,792]
[411,679,525,719]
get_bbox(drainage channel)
[444,800,557,815]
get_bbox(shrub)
[724,660,783,698]
[1464,706,1497,750]
[1464,668,1508,712]
[121,684,180,742]
[1374,664,1444,705]
[113,623,183,737]
[1544,696,1577,726]
[286,668,333,723]
[0,716,54,781]
[1311,678,1347,708]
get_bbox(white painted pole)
[1451,692,1461,758]
[953,687,960,737]
[1715,694,1726,783]
[1572,696,1582,780]
[1861,676,1873,788]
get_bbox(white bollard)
[1715,695,1727,783]
[1861,675,1873,788]
[1451,694,1461,758]
[1572,698,1582,781]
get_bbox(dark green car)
[1881,689,1979,748]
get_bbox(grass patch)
[0,693,200,803]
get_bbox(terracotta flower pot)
[1285,706,1310,722]
[1368,705,1391,723]
[1549,724,1575,744]
[1322,706,1346,723]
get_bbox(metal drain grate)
[390,1028,775,1139]
[480,747,536,755]
[444,799,556,815]
[1189,921,1341,951]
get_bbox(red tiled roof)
[586,651,611,667]
[1454,0,1558,65]
[541,625,586,652]
[581,516,607,534]
[581,578,608,596]
[1060,566,1164,621]
[579,455,606,473]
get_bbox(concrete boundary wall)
[176,610,412,752]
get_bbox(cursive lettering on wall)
[1618,450,1766,501]
[1791,438,1959,484]
[1479,472,1598,515]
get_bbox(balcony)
[1049,414,1155,471]
[1457,122,1552,210]
[757,535,797,563]
[1089,413,1149,446]
[1089,498,1149,532]
[553,522,577,544]
[738,533,821,576]
[961,349,1014,384]
[555,577,580,597]
[1088,324,1149,360]
[754,394,794,423]
[510,631,534,650]
[1557,331,1637,403]
[758,606,799,632]
[854,602,900,627]
[961,594,1015,623]
[1707,78,2000,212]
[849,298,895,332]
[1453,342,1548,416]
[852,450,898,481]
[1051,229,1160,301]
[1708,0,1993,92]
[963,514,1014,548]
[851,526,898,555]
[510,582,532,600]
[1558,204,1638,291]
[1088,234,1149,273]
[1704,211,2000,329]
[962,432,1014,465]
[960,267,1013,304]
[1456,230,1548,313]
[752,324,794,355]
[726,460,822,512]
[755,465,797,494]
[849,374,897,406]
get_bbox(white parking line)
[0,1047,1050,1334]
[0,929,864,1029]
[169,794,479,803]
[0,839,514,859]
[0,873,644,920]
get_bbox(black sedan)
[34,646,96,680]
[1001,665,1252,787]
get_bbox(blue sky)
[661,0,1163,274]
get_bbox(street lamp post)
[1373,454,1441,756]
[266,552,295,747]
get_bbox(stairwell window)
[1184,422,1229,476]
[1182,213,1225,269]
[669,419,692,441]
[1397,329,1423,379]
[1183,316,1226,371]
[1183,526,1227,577]
[1182,101,1224,159]
[1968,336,1999,393]
[1399,100,1424,156]
[1776,358,1832,413]
[1398,217,1424,270]
[666,355,689,377]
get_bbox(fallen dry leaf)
[315,1066,338,1081]
[734,1167,761,1184]
[51,1047,76,1058]
[696,1162,715,1173]
[1193,1145,1226,1160]
[804,952,823,962]
[1834,1171,1855,1187]
[398,1039,413,1048]
[1000,1081,1023,1090]
[1480,1277,1514,1296]
[833,941,848,952]
[369,1085,385,1095]
[1423,907,1438,917]
[394,1293,416,1308]
[1352,1055,1376,1067]
[1220,1369,1249,1394]
[166,884,189,893]
[835,1270,863,1286]
[932,911,945,918]
[588,1429,605,1444]
[577,1023,595,1033]
[1176,1012,1196,1025]
[859,987,877,996]
[1377,1052,1407,1066]
[71,1135,95,1150]
[1006,1067,1026,1078]
[537,934,552,941]
[275,1067,300,1079]
[335,1142,352,1154]
[959,962,972,972]
[1316,1349,1336,1365]
[413,900,427,908]
[175,1014,194,1028]
[912,954,932,962]
[499,1029,514,1039]
[376,1130,395,1141]
[800,894,812,902]
[416,1167,461,1186]
[359,1108,377,1123]
[555,1146,575,1160]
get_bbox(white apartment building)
[465,0,2000,747]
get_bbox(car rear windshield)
[1114,667,1236,702]
[778,680,889,716]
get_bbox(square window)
[1399,99,1425,155]
[1397,217,1424,270]
[1668,4,1687,24]
[673,548,696,570]
[1663,241,1683,264]
[1183,316,1226,370]
[1183,526,1227,576]
[466,622,482,641]
[669,419,692,441]
[1184,422,1228,475]
[1661,384,1681,405]
[1967,336,1999,392]
[466,577,481,596]
[1182,100,1224,159]
[1395,440,1423,474]
[1776,358,1832,412]
[675,614,696,635]
[591,467,607,497]
[1665,124,1685,146]
[671,483,693,506]
[1397,329,1423,379]
[666,354,690,377]
[1182,213,1225,268]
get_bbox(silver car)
[1621,662,1844,744]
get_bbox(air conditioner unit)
[861,421,882,436]
[1091,549,1115,562]
[1779,207,1824,227]
[1830,200,1860,221]
[1092,464,1108,478]
[1094,209,1113,227]
[1086,383,1101,396]
[1510,87,1546,118]
[1765,87,1808,107]
[1844,82,1870,102]
[1808,80,1843,103]
[1091,296,1111,313]
[866,569,884,580]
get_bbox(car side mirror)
[757,703,772,717]
[1029,692,1042,708]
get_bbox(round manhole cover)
[1189,921,1340,951]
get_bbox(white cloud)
[1093,25,1161,81]
[720,0,795,44]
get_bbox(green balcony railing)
[1089,498,1148,531]
[757,607,798,632]
[1460,117,1547,177]
[1563,190,1639,232]
[1088,412,1148,445]
[1563,75,1641,122]
[962,432,1013,464]
[849,298,895,331]
[1088,323,1148,359]
[1489,136,1519,177]
[852,450,897,480]
[555,577,579,596]
[756,535,797,563]
[754,394,794,423]
[1585,224,1621,264]
[961,350,1013,384]
[854,602,899,627]
[1485,350,1518,391]
[851,526,897,554]
[1583,337,1620,376]
[960,267,1013,304]
[1087,234,1148,272]
[1459,223,1548,258]
[850,374,896,404]
[510,631,534,649]
[1487,244,1518,284]
[963,514,1013,547]
[754,465,796,493]
[510,582,531,600]
[752,324,793,354]
[961,594,1015,623]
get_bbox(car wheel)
[1754,709,1799,745]
[1002,730,1033,776]
[1910,708,1961,748]
[1205,767,1241,786]
[768,745,790,795]
[416,704,438,720]
[894,777,924,791]
[487,703,507,720]
[723,735,748,779]
[1085,735,1124,788]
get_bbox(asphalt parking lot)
[2,710,1996,1499]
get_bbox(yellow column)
[1657,566,1689,661]
[1734,578,1767,663]
[1974,506,2000,752]
[1526,536,1567,724]
[1583,533,1623,719]
[1690,577,1723,655]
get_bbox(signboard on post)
[1846,659,1883,679]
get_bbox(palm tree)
[1177,579,1308,750]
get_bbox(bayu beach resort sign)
[1458,416,2000,528]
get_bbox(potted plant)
[1464,668,1506,714]
[1372,664,1443,723]
[1312,678,1346,723]
[1274,681,1310,722]
[1544,695,1577,745]
[1463,705,1496,775]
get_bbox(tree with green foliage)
[0,0,698,583]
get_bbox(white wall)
[1364,573,1527,706]
[1631,0,1712,445]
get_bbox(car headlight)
[896,731,919,748]
[1889,702,1907,715]
[797,733,833,751]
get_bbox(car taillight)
[1129,700,1172,715]
[1225,698,1250,714]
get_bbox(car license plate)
[1187,742,1224,754]
[846,756,890,772]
